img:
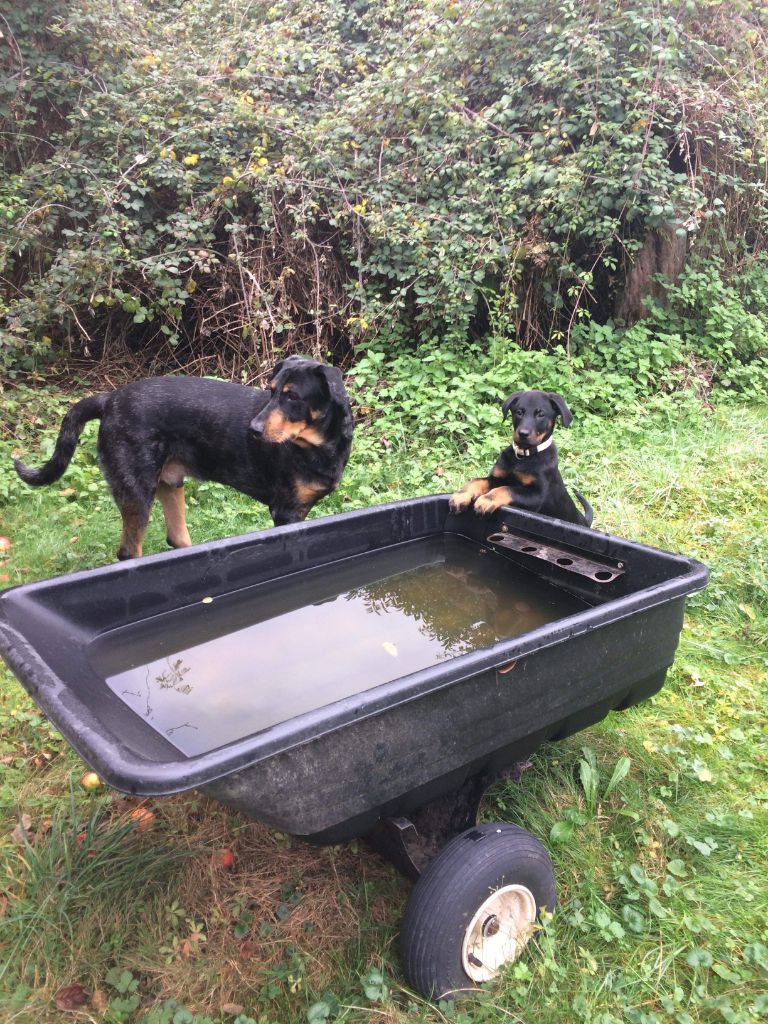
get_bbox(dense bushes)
[2,0,768,378]
[351,253,768,449]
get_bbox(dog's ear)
[326,366,349,408]
[316,365,354,440]
[268,359,285,385]
[546,392,573,427]
[311,364,336,399]
[502,391,525,420]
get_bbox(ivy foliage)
[1,0,768,373]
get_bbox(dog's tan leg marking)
[474,486,515,517]
[156,481,192,549]
[117,507,148,560]
[449,477,491,513]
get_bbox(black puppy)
[14,356,354,559]
[449,389,593,526]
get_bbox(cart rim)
[461,883,538,982]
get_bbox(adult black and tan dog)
[13,356,354,559]
[449,389,593,526]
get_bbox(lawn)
[0,384,766,1024]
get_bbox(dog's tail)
[573,489,594,528]
[13,394,108,486]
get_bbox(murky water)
[91,535,587,756]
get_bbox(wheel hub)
[461,884,538,983]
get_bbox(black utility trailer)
[0,496,707,999]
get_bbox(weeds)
[1,792,190,992]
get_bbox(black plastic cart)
[0,496,707,999]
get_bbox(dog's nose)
[517,427,530,440]
[249,417,264,436]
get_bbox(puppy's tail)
[573,489,594,528]
[13,394,108,486]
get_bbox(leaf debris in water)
[382,641,398,657]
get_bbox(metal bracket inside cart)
[487,529,626,584]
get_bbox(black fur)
[14,356,354,559]
[449,389,593,527]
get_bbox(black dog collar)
[513,436,553,458]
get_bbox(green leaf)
[307,1002,331,1023]
[603,756,631,798]
[685,947,714,968]
[712,963,741,982]
[550,820,575,843]
[647,896,667,918]
[666,859,687,877]
[621,905,646,934]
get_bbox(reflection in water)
[119,656,193,720]
[350,551,567,653]
[93,536,587,757]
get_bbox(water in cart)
[91,535,588,757]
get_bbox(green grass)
[0,388,767,1024]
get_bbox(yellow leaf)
[382,641,398,657]
[183,154,200,167]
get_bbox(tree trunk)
[616,221,688,325]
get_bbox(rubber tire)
[400,823,556,1001]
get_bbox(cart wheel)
[400,823,556,1001]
